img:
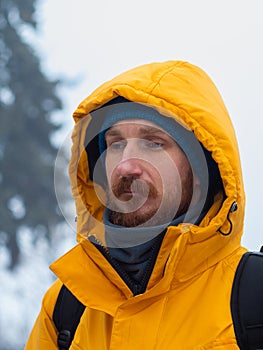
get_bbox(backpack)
[53,249,263,350]
[231,249,263,350]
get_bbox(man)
[26,61,247,349]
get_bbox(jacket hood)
[68,60,245,273]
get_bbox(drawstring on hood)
[218,201,238,236]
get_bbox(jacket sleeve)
[25,279,62,350]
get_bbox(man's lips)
[117,188,143,200]
[120,188,134,197]
[116,191,133,202]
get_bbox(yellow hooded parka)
[25,61,247,350]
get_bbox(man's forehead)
[107,118,168,134]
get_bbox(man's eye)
[143,140,164,148]
[108,141,126,150]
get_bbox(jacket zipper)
[89,231,165,296]
[89,235,142,295]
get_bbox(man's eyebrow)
[105,125,167,137]
[105,128,121,138]
[138,126,167,136]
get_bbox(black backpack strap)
[53,285,85,350]
[231,251,263,350]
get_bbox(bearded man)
[26,61,248,350]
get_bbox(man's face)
[104,119,197,227]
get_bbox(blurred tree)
[0,0,67,269]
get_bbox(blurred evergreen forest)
[0,0,68,269]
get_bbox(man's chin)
[115,192,148,204]
[108,207,159,227]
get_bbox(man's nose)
[116,158,143,177]
[116,142,143,177]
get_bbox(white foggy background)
[1,0,262,348]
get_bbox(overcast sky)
[32,0,263,250]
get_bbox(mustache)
[111,177,158,198]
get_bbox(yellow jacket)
[26,61,247,349]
